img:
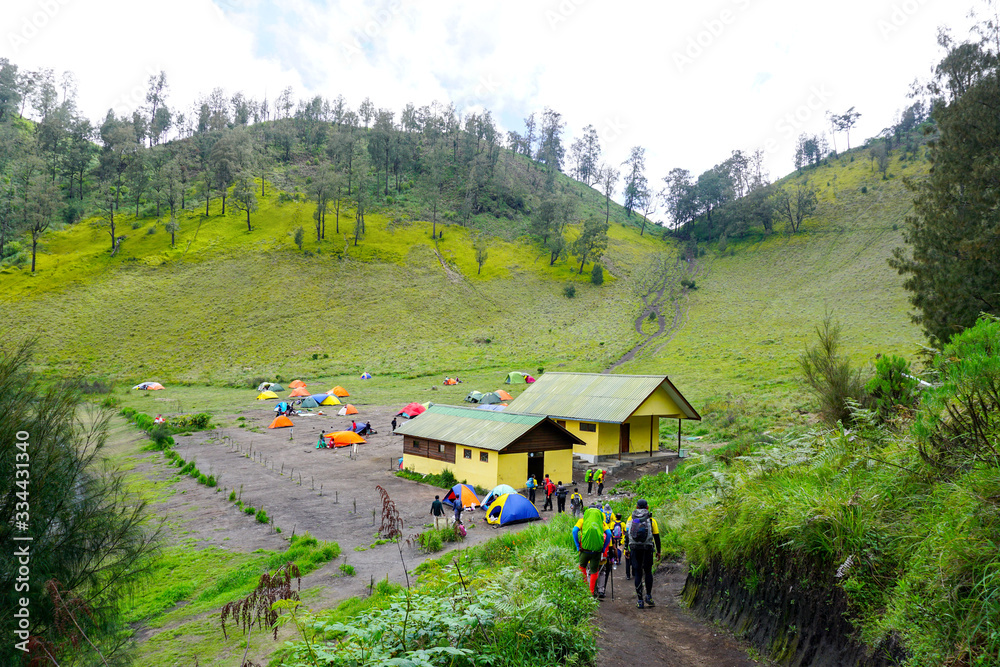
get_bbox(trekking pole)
[610,555,614,601]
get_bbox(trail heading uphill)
[605,250,701,372]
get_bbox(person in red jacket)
[542,475,555,511]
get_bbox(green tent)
[464,390,484,403]
[504,372,527,385]
[479,392,503,404]
[299,396,320,408]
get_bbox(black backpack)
[629,508,653,546]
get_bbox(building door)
[527,451,544,482]
[619,423,630,453]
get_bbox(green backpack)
[580,507,606,552]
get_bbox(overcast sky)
[0,0,981,209]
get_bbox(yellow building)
[396,405,582,491]
[505,373,701,463]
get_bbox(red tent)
[396,402,426,418]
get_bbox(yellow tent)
[256,390,279,400]
[319,395,342,406]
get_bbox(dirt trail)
[606,251,702,371]
[596,560,758,667]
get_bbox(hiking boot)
[636,598,644,609]
[598,592,606,599]
[644,596,655,607]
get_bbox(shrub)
[800,312,869,425]
[865,355,920,423]
[207,475,217,487]
[591,264,604,285]
[168,413,212,430]
[149,424,174,449]
[121,407,136,419]
[418,530,443,553]
[681,278,697,289]
[563,284,576,298]
[228,490,236,501]
[915,316,1000,473]
[861,185,868,193]
[198,473,208,485]
[339,563,356,576]
[245,506,256,515]
[256,509,269,523]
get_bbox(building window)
[464,449,472,459]
[579,422,596,432]
[480,451,489,462]
[438,443,446,453]
[412,439,420,448]
[556,420,566,427]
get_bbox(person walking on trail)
[453,501,464,526]
[525,475,537,504]
[391,417,398,433]
[625,498,661,609]
[430,495,446,530]
[596,469,606,496]
[542,475,555,511]
[556,481,569,513]
[599,512,625,597]
[585,468,594,494]
[570,488,584,517]
[573,505,613,598]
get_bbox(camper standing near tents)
[542,475,554,511]
[391,417,398,433]
[525,475,537,504]
[555,481,568,513]
[625,498,661,609]
[431,495,447,530]
[573,505,613,598]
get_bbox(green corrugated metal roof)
[394,404,549,451]
[505,372,700,422]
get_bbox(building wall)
[451,445,499,490]
[497,452,527,489]
[631,387,685,417]
[543,448,575,485]
[626,415,659,454]
[558,419,601,458]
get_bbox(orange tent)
[289,380,307,389]
[269,415,294,428]
[289,387,310,397]
[340,404,359,415]
[495,389,513,401]
[328,386,350,397]
[323,430,366,447]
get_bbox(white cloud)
[1,0,979,214]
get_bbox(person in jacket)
[430,495,446,530]
[555,481,569,513]
[525,475,537,504]
[585,468,594,494]
[624,498,661,608]
[569,488,584,517]
[543,475,555,511]
[596,469,606,496]
[572,505,613,597]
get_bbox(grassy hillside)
[3,146,926,416]
[620,151,926,409]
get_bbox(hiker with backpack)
[625,498,661,609]
[555,481,569,513]
[585,468,594,494]
[596,469,606,496]
[525,475,537,504]
[542,475,555,511]
[573,505,613,598]
[569,488,584,517]
[597,512,624,599]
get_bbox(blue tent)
[482,484,517,509]
[361,372,373,379]
[309,394,330,404]
[486,493,540,526]
[442,483,480,510]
